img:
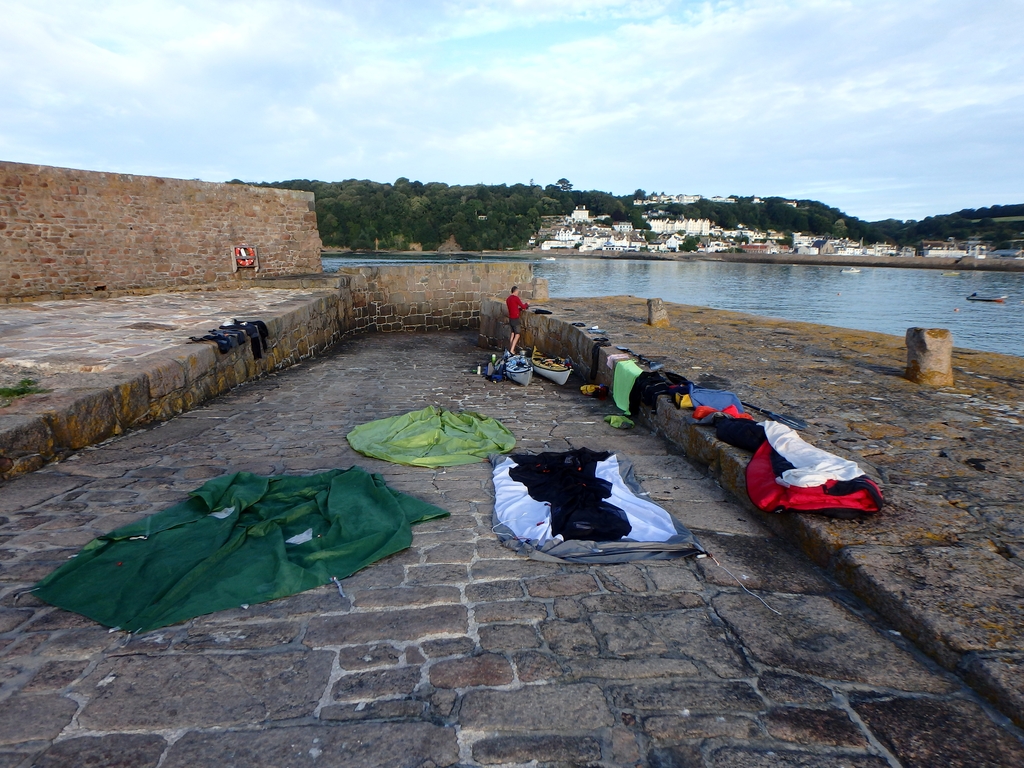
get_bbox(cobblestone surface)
[1,330,1023,767]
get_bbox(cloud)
[0,0,1021,219]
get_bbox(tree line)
[236,178,1022,251]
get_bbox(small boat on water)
[840,267,861,274]
[966,292,1008,303]
[941,271,961,276]
[542,256,557,261]
[531,348,572,385]
[503,354,534,386]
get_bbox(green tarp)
[33,468,447,633]
[347,405,516,467]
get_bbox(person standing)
[505,285,529,355]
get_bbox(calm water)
[322,255,1024,358]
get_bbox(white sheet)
[763,420,864,488]
[492,455,678,545]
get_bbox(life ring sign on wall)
[232,246,260,272]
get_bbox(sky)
[1,0,1022,221]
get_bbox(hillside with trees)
[242,178,1022,251]
[871,204,1024,250]
[251,179,646,251]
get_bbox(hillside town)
[533,200,1022,259]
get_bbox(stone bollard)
[905,328,953,386]
[647,298,670,328]
[530,277,549,302]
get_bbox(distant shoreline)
[321,249,1024,273]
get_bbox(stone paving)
[2,330,1023,767]
[0,289,332,376]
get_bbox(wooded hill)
[871,204,1024,250]
[244,178,1022,251]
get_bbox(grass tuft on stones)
[0,378,49,406]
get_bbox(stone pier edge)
[479,298,1023,729]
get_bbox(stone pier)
[2,330,1022,767]
[1,286,1023,766]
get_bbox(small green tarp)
[347,405,516,467]
[33,468,447,633]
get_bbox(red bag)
[746,442,883,519]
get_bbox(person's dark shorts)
[509,318,521,333]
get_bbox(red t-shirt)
[506,294,529,320]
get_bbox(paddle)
[740,402,808,431]
[615,346,664,370]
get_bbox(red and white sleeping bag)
[746,421,883,519]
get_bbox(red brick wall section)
[0,161,323,300]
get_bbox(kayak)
[504,354,534,386]
[531,347,572,385]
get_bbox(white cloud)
[0,0,1021,218]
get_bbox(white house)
[579,227,615,251]
[569,205,591,222]
[647,218,711,236]
[652,233,684,252]
[612,222,634,232]
[792,233,817,250]
[553,226,582,245]
[604,232,645,252]
[921,240,968,258]
[540,240,573,250]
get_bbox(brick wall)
[0,161,323,301]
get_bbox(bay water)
[322,254,1024,358]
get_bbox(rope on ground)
[710,554,783,616]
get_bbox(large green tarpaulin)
[33,468,447,633]
[347,405,516,467]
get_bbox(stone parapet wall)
[0,161,323,301]
[337,264,546,334]
[479,298,607,374]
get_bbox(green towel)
[612,360,643,414]
[33,469,447,633]
[347,405,515,467]
[605,415,635,429]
